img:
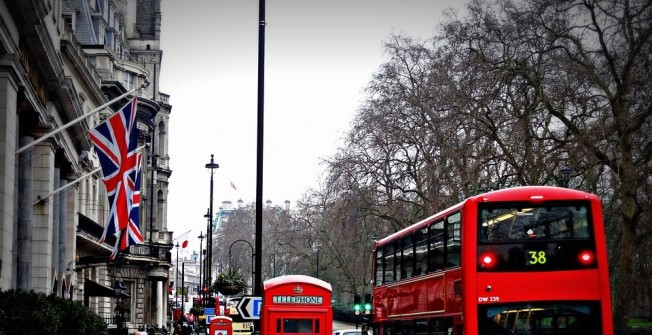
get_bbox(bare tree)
[288,187,377,306]
[319,0,651,325]
[214,204,255,287]
[441,0,652,325]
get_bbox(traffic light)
[364,293,372,315]
[353,293,361,315]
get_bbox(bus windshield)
[479,204,591,242]
[477,202,596,271]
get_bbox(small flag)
[230,181,237,190]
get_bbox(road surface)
[333,320,357,331]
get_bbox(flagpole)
[34,167,102,205]
[16,82,149,155]
[254,2,265,333]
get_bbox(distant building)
[216,201,236,230]
[0,0,173,330]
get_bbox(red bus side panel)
[376,272,466,321]
[386,275,446,318]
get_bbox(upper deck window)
[373,211,461,286]
[477,202,595,271]
[480,204,591,243]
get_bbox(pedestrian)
[181,321,191,335]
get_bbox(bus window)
[414,227,428,276]
[478,203,596,271]
[428,221,445,273]
[394,240,402,281]
[446,213,461,268]
[401,234,414,279]
[375,248,384,286]
[383,244,395,284]
[479,302,602,335]
[480,205,591,243]
[415,319,428,335]
[395,320,415,335]
[429,318,452,335]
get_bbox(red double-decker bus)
[371,186,613,335]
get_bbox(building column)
[32,141,56,292]
[0,72,18,290]
[156,280,163,327]
[64,179,78,300]
[58,177,68,292]
[16,134,34,290]
[52,167,60,295]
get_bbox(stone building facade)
[0,0,173,330]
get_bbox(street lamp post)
[314,240,321,279]
[197,231,204,305]
[203,208,211,296]
[559,164,573,188]
[174,241,179,318]
[228,240,255,287]
[181,262,186,308]
[201,249,206,306]
[272,246,278,277]
[205,155,219,297]
[253,0,266,332]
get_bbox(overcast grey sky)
[159,0,464,247]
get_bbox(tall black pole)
[203,209,210,304]
[254,0,265,332]
[182,262,186,308]
[203,208,211,304]
[175,242,179,318]
[205,155,219,301]
[197,231,204,305]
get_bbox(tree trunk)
[615,222,635,331]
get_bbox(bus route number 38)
[527,250,547,265]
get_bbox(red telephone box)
[262,275,332,334]
[172,307,181,321]
[209,315,232,335]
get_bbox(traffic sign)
[236,296,262,320]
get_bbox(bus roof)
[470,185,597,202]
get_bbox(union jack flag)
[89,96,144,260]
[110,152,144,259]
